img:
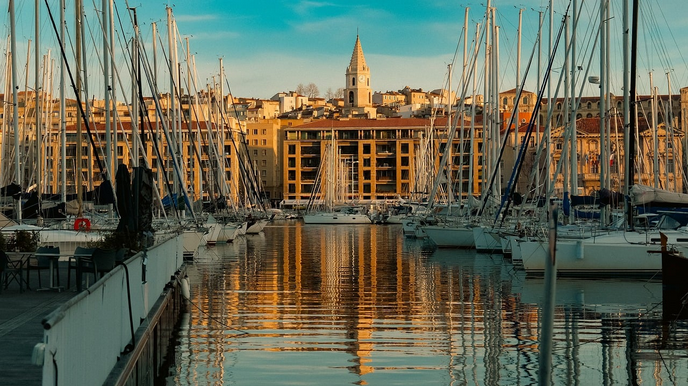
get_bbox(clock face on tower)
[358,75,366,83]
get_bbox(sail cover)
[630,184,688,207]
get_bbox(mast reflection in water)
[166,222,688,385]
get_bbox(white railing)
[39,233,183,386]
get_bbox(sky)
[4,0,688,101]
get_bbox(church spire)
[348,35,368,72]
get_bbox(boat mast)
[599,0,607,226]
[75,0,83,217]
[666,72,674,191]
[546,0,553,206]
[628,0,639,228]
[79,0,93,192]
[623,0,630,196]
[109,0,117,187]
[35,0,43,221]
[60,0,66,203]
[103,0,112,182]
[650,73,659,188]
[166,7,178,210]
[515,8,522,152]
[9,0,22,222]
[458,8,468,212]
[468,22,479,203]
[570,0,578,220]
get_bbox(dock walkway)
[0,261,77,386]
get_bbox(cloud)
[290,1,342,16]
[174,14,218,22]
[187,31,241,41]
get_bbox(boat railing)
[38,233,184,386]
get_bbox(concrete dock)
[0,261,77,386]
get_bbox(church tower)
[343,35,376,118]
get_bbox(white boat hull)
[518,231,682,275]
[423,225,474,248]
[303,212,372,224]
[473,226,501,253]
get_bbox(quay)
[0,234,186,385]
[0,260,74,385]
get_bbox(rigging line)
[120,7,196,221]
[477,4,547,218]
[642,0,675,74]
[651,0,688,85]
[167,26,232,205]
[496,2,571,224]
[43,0,115,208]
[156,41,227,209]
[110,2,186,221]
[639,2,671,77]
[134,30,196,222]
[426,11,488,212]
[220,76,268,211]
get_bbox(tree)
[324,88,335,100]
[295,83,306,96]
[296,82,320,98]
[334,88,344,99]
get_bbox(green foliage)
[6,230,39,252]
[94,230,141,253]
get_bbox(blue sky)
[4,0,688,100]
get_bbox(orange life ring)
[74,217,92,231]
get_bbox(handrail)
[41,250,140,329]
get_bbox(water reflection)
[167,222,688,385]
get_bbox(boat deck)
[0,261,76,386]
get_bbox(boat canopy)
[630,184,688,208]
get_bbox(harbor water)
[166,221,688,385]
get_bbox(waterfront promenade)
[0,261,74,386]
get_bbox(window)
[261,139,267,146]
[352,77,356,86]
[261,170,266,177]
[288,158,296,167]
[288,145,296,154]
[262,129,267,135]
[262,150,267,156]
[253,150,258,155]
[523,97,529,105]
[349,91,354,104]
[363,144,371,154]
[253,129,258,135]
[261,160,267,167]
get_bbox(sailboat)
[302,132,371,225]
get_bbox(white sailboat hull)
[302,212,372,224]
[423,225,474,248]
[518,231,682,275]
[473,226,501,253]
